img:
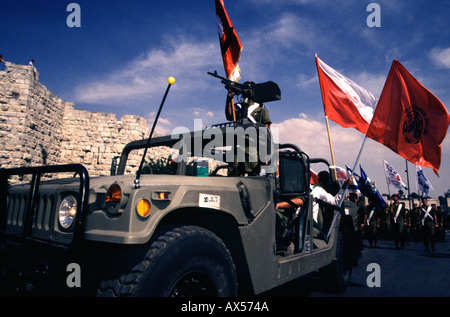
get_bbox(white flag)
[383,160,407,190]
[415,165,434,196]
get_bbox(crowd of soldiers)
[351,193,447,252]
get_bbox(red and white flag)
[366,60,450,175]
[316,56,377,134]
[215,0,242,81]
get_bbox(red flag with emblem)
[215,0,242,81]
[366,60,450,175]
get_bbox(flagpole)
[231,97,237,123]
[325,116,338,179]
[405,159,412,210]
[416,165,421,199]
[384,160,391,201]
[338,135,368,207]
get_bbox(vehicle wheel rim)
[168,271,217,297]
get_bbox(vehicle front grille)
[0,163,89,245]
[6,190,57,239]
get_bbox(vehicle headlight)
[105,183,125,215]
[106,183,122,204]
[59,195,77,230]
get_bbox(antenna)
[134,77,175,189]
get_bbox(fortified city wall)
[0,62,161,178]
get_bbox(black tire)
[97,225,238,297]
[319,230,352,293]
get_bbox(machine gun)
[208,71,281,104]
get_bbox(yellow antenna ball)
[168,77,175,85]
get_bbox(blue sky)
[1,0,449,198]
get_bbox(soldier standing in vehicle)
[390,194,407,250]
[225,87,271,176]
[420,198,438,251]
[225,85,272,127]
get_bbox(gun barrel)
[207,71,226,81]
[208,70,243,92]
[208,70,281,104]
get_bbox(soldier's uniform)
[380,206,391,239]
[421,202,437,251]
[228,101,271,176]
[390,201,407,249]
[233,101,271,125]
[436,206,445,242]
[411,205,422,241]
[356,198,366,255]
[364,203,379,248]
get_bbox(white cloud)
[193,107,214,118]
[145,112,174,136]
[72,38,218,106]
[296,73,317,88]
[273,113,363,165]
[238,13,320,79]
[266,14,314,48]
[429,47,450,69]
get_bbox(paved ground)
[263,230,450,297]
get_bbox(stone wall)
[60,105,150,176]
[0,62,154,178]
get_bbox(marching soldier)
[405,207,411,246]
[410,203,422,241]
[380,204,391,239]
[420,198,438,252]
[350,193,365,257]
[362,198,380,248]
[435,205,445,242]
[390,194,407,250]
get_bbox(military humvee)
[0,120,360,296]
